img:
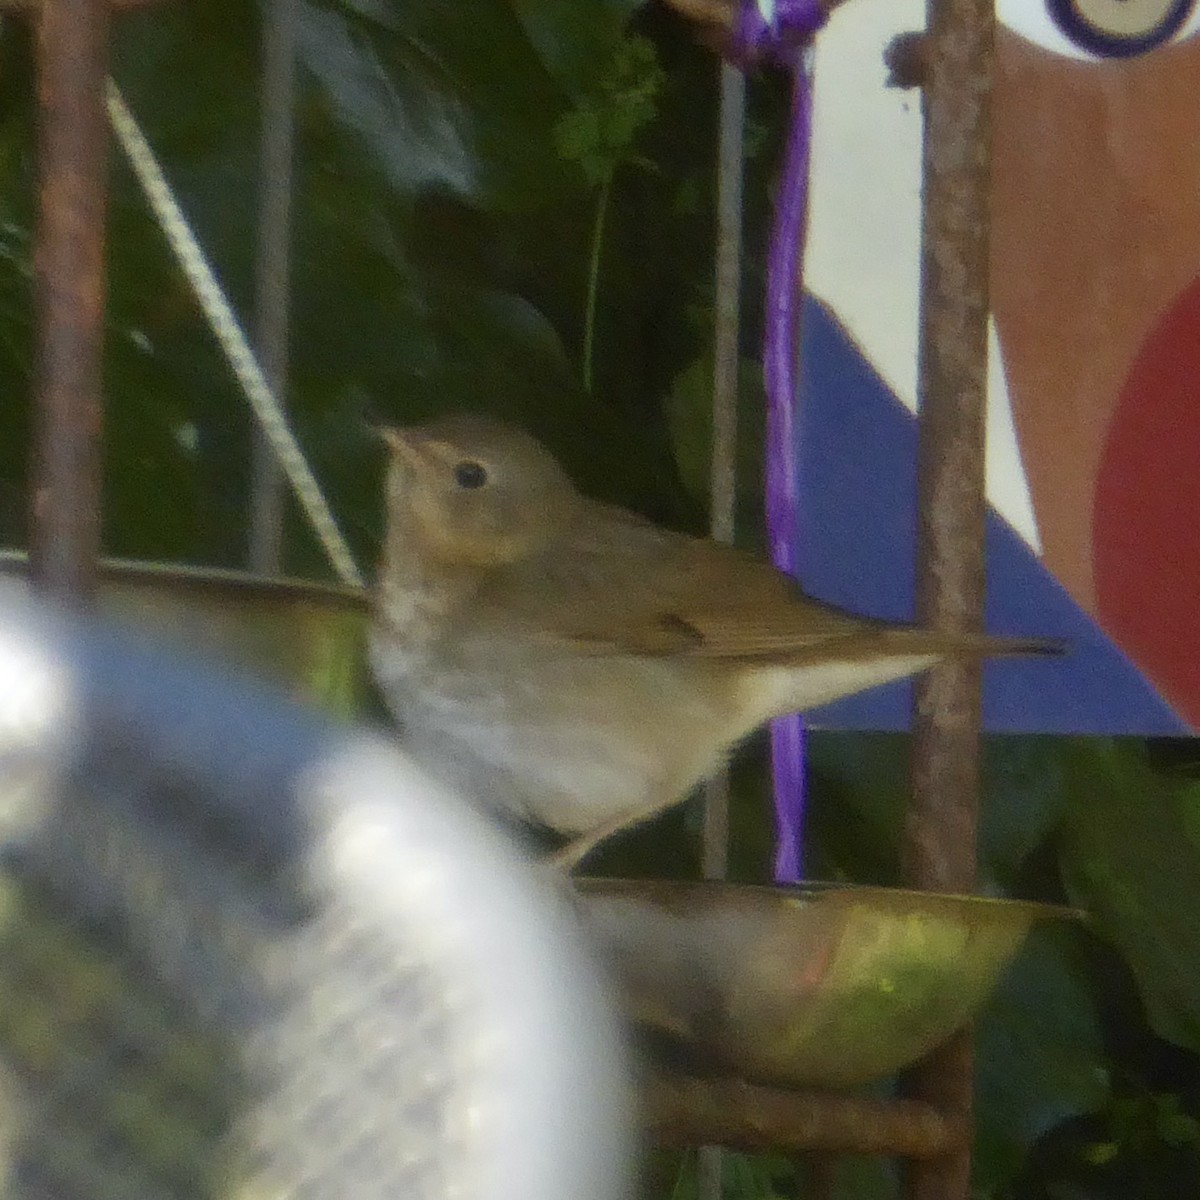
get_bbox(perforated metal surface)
[0,587,629,1200]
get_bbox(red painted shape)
[1093,274,1200,732]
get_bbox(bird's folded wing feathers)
[475,507,1060,661]
[481,512,886,659]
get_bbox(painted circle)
[1048,0,1196,56]
[1093,274,1200,730]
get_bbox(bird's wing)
[482,506,891,660]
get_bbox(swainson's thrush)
[370,413,1057,868]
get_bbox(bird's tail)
[884,629,1065,659]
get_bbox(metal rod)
[646,1072,969,1159]
[902,1032,976,1198]
[249,0,298,575]
[699,60,745,1200]
[29,0,112,604]
[902,0,995,1185]
[702,60,746,885]
[708,61,743,555]
[907,0,993,898]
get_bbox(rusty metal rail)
[902,0,995,1192]
[249,0,299,575]
[647,1072,970,1160]
[28,0,112,604]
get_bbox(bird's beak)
[374,424,426,465]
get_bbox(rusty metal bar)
[907,0,994,893]
[645,1072,969,1159]
[905,0,992,897]
[901,0,995,1187]
[708,61,743,556]
[902,1032,976,1197]
[702,58,745,886]
[248,0,299,575]
[29,0,112,604]
[698,61,746,1200]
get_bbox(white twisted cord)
[105,82,365,589]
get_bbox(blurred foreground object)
[0,583,630,1200]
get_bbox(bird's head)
[377,413,580,568]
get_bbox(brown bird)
[370,412,1058,869]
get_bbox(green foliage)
[552,33,667,388]
[973,925,1110,1193]
[1097,1091,1200,1158]
[649,1148,885,1199]
[553,34,666,187]
[1060,739,1200,1056]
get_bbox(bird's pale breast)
[370,615,748,835]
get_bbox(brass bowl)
[0,553,370,715]
[574,878,1077,1089]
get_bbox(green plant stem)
[582,173,612,393]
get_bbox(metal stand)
[903,0,994,1191]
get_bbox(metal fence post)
[29,0,112,604]
[903,0,995,1191]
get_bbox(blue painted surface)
[792,299,1186,734]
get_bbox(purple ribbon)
[731,0,828,66]
[728,0,826,883]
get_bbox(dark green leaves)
[553,34,666,187]
[1061,740,1200,1056]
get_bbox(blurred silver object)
[0,582,630,1200]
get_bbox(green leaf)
[1153,1094,1200,1149]
[296,4,479,199]
[552,34,667,186]
[1060,740,1200,1055]
[508,0,646,99]
[973,924,1111,1194]
[649,1148,894,1200]
[802,733,1072,887]
[301,0,580,212]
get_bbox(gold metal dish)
[574,878,1077,1089]
[0,552,370,714]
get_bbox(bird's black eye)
[453,460,488,489]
